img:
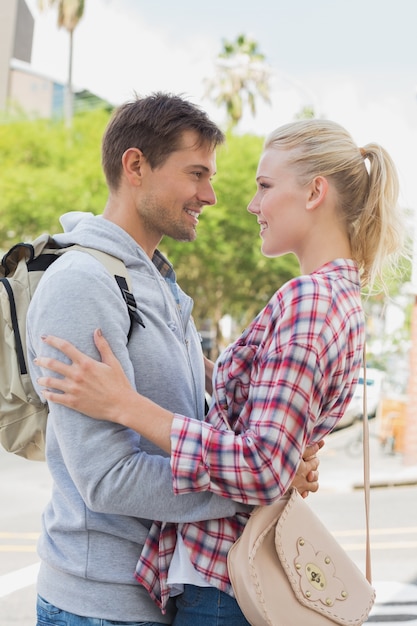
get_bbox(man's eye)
[193,171,202,179]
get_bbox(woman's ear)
[306,176,329,210]
[122,148,145,186]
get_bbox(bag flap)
[275,489,375,626]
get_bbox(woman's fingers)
[37,332,109,379]
[93,328,119,367]
[41,387,73,406]
[34,330,131,421]
[34,355,71,376]
[35,332,105,400]
[37,374,65,392]
[40,334,83,361]
[303,439,325,460]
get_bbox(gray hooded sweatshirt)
[27,212,240,623]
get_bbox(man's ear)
[306,176,329,210]
[122,148,145,185]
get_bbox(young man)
[28,93,319,625]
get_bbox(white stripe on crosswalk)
[0,563,39,598]
[1,565,417,626]
[368,581,417,624]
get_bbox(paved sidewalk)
[317,419,417,492]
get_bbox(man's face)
[137,130,218,246]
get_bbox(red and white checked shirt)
[135,260,365,611]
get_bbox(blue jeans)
[172,585,250,626]
[36,595,167,626]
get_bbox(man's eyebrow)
[187,164,217,176]
[187,164,209,171]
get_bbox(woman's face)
[247,147,310,258]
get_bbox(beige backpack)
[0,233,142,461]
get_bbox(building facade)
[0,0,65,118]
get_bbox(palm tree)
[205,34,271,131]
[295,105,316,120]
[38,0,85,128]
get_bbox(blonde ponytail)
[351,143,404,291]
[265,119,407,292]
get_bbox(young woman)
[36,119,405,625]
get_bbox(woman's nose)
[247,194,259,214]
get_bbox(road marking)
[0,563,39,598]
[0,531,38,553]
[369,581,417,624]
[0,532,39,539]
[0,545,37,552]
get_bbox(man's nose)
[199,181,217,206]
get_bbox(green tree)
[1,110,410,358]
[295,105,316,120]
[205,34,271,131]
[0,111,299,349]
[0,109,109,248]
[38,0,85,128]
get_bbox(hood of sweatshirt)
[53,211,171,280]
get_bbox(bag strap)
[216,344,373,584]
[361,349,372,584]
[70,246,146,335]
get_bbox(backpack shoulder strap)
[70,246,131,288]
[69,245,145,333]
[0,237,144,461]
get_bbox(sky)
[24,0,417,214]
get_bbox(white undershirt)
[167,531,212,596]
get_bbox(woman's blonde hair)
[264,119,406,291]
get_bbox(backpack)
[0,233,144,461]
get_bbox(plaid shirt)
[135,260,365,611]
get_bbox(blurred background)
[1,0,417,466]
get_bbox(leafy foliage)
[0,110,109,244]
[0,108,411,360]
[0,111,300,342]
[205,34,272,130]
[38,0,85,32]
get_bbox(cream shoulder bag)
[227,364,375,626]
